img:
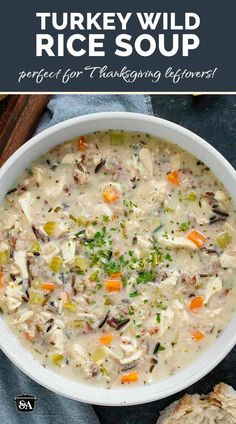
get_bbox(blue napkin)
[37,94,153,132]
[0,95,153,424]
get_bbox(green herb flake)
[137,271,155,284]
[128,306,135,316]
[153,342,165,355]
[121,275,127,288]
[179,222,189,231]
[129,290,139,298]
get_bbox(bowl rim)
[0,111,236,406]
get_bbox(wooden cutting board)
[0,95,51,166]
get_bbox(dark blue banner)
[0,0,234,92]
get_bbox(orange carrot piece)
[167,170,181,186]
[121,371,139,384]
[77,136,88,151]
[99,334,113,345]
[23,331,35,341]
[40,282,57,292]
[0,272,5,287]
[110,272,122,279]
[192,330,205,341]
[187,229,207,248]
[103,187,120,203]
[105,279,121,292]
[189,296,204,310]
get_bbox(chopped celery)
[185,191,197,201]
[31,279,40,288]
[52,354,64,365]
[63,302,76,312]
[71,319,83,328]
[104,297,112,306]
[0,250,10,265]
[53,206,61,213]
[31,242,41,253]
[29,291,43,305]
[109,131,124,145]
[89,270,99,282]
[44,221,57,236]
[151,251,163,266]
[100,366,109,376]
[50,256,63,273]
[216,231,232,249]
[145,216,162,231]
[74,256,89,271]
[164,206,174,213]
[69,215,88,226]
[91,346,106,362]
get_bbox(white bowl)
[0,112,235,406]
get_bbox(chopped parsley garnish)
[137,270,155,284]
[123,199,137,212]
[128,306,135,316]
[129,290,139,298]
[121,275,127,287]
[179,222,189,231]
[102,256,129,275]
[156,313,161,323]
[153,342,165,355]
[154,300,168,310]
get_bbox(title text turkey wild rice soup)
[0,131,236,387]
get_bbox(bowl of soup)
[0,112,235,405]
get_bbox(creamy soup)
[0,131,236,387]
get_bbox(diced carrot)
[187,229,207,248]
[99,334,113,345]
[192,330,205,341]
[167,170,181,186]
[121,371,139,384]
[40,282,57,292]
[110,272,122,279]
[77,136,88,151]
[105,279,121,292]
[0,272,5,287]
[189,296,204,310]
[23,331,35,341]
[103,187,120,203]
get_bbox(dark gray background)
[0,1,236,92]
[94,94,236,423]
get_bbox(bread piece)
[157,383,236,423]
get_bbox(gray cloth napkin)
[0,95,153,424]
[37,94,153,132]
